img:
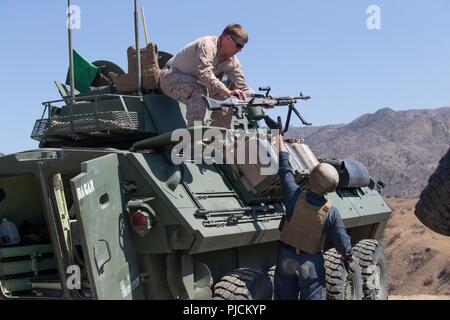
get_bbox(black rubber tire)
[324,248,363,300]
[353,239,389,300]
[415,147,450,236]
[213,268,272,300]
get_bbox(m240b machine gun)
[202,86,312,134]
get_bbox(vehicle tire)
[353,239,389,300]
[324,248,363,300]
[213,268,272,300]
[415,147,450,236]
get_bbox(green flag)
[66,49,99,94]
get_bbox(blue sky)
[1,0,449,155]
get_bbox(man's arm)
[278,136,300,214]
[226,58,253,95]
[196,42,230,98]
[226,58,276,108]
[326,208,353,258]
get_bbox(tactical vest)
[280,193,331,254]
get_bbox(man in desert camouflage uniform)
[159,23,253,128]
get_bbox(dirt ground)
[389,295,450,300]
[381,198,450,298]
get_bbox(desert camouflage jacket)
[167,35,252,97]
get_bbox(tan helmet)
[309,163,339,195]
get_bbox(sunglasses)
[229,34,245,50]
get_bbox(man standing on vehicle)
[271,127,355,300]
[159,23,253,128]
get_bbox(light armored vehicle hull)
[0,89,391,300]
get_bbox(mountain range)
[286,107,450,197]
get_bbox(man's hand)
[264,115,287,152]
[264,115,281,130]
[229,89,246,100]
[278,134,287,153]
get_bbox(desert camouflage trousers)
[159,66,233,128]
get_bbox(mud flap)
[70,154,143,300]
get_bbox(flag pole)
[67,0,76,105]
[134,0,142,94]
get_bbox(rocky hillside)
[286,107,450,197]
[382,198,450,296]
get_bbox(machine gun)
[202,86,312,134]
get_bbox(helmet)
[309,163,339,195]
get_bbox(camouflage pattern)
[160,66,233,127]
[159,35,253,128]
[210,105,233,128]
[167,36,251,98]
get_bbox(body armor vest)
[280,193,331,254]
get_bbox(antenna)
[141,5,149,46]
[67,0,76,105]
[134,0,142,94]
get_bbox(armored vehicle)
[0,6,392,300]
[415,147,450,236]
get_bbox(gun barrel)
[289,96,311,101]
[203,93,311,110]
